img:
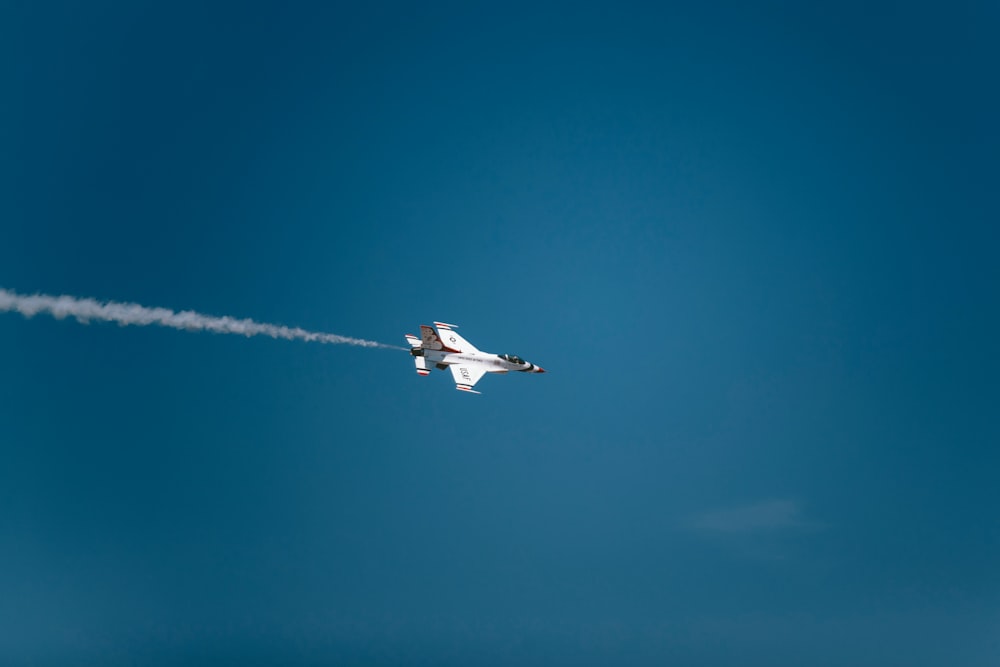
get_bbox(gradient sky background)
[2,2,998,665]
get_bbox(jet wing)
[435,322,479,353]
[450,363,488,394]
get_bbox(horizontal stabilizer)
[414,356,430,375]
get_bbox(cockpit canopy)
[499,353,525,364]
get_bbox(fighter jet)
[405,321,545,394]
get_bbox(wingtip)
[434,321,459,329]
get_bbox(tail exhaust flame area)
[0,287,405,350]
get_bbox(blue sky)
[2,2,998,665]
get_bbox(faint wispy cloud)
[689,499,816,535]
[686,499,821,561]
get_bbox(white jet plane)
[405,321,546,394]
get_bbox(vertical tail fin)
[419,324,460,352]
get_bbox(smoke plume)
[0,288,403,350]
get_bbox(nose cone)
[535,366,546,373]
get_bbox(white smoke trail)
[0,287,405,350]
